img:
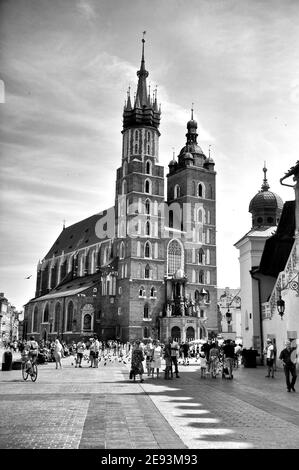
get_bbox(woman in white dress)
[150,340,162,378]
[54,338,63,369]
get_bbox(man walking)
[168,337,180,378]
[279,340,297,392]
[264,338,275,378]
[223,339,235,379]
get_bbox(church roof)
[257,200,296,278]
[44,210,111,260]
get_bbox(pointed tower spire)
[261,162,270,191]
[136,31,149,107]
[126,86,132,110]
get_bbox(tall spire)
[261,162,270,191]
[136,31,149,107]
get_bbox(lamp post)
[276,295,285,319]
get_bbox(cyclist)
[26,335,39,370]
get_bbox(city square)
[1,0,299,457]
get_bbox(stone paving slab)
[1,356,299,449]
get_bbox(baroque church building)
[24,39,217,344]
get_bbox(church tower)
[114,35,166,341]
[160,109,218,340]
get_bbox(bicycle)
[21,352,38,382]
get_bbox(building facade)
[217,287,242,343]
[24,39,218,344]
[0,292,22,344]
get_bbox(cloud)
[77,0,96,21]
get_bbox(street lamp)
[226,308,232,325]
[276,295,285,319]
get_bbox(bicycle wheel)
[22,362,29,381]
[30,363,38,382]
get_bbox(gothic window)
[150,286,156,298]
[199,270,204,284]
[145,199,151,215]
[171,326,181,342]
[198,248,204,264]
[120,241,125,259]
[198,183,203,197]
[169,210,173,228]
[145,264,151,279]
[167,239,183,275]
[144,304,149,319]
[144,241,151,258]
[33,305,38,332]
[54,302,60,332]
[139,286,146,297]
[145,221,151,236]
[43,303,49,323]
[145,160,151,175]
[66,301,74,331]
[135,144,138,153]
[135,130,139,140]
[197,208,203,223]
[174,184,180,199]
[144,179,151,194]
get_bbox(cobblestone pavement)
[0,353,298,449]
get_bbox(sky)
[1,0,299,310]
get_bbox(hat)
[266,338,272,342]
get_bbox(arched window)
[198,248,204,264]
[194,290,200,302]
[199,270,204,284]
[150,286,156,298]
[169,210,173,228]
[83,314,92,330]
[167,239,183,275]
[144,327,149,338]
[197,208,203,223]
[145,199,151,215]
[122,180,127,195]
[144,241,151,258]
[186,326,195,341]
[66,301,74,331]
[145,221,151,236]
[171,326,181,342]
[33,305,38,332]
[144,304,149,319]
[43,303,49,323]
[174,184,180,199]
[139,286,146,297]
[198,183,203,197]
[120,241,125,259]
[54,302,60,332]
[145,264,150,279]
[145,160,151,175]
[144,179,151,194]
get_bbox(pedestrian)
[279,340,297,392]
[89,338,96,367]
[209,342,219,378]
[223,339,235,379]
[168,337,180,378]
[264,338,275,378]
[75,338,86,368]
[163,342,173,380]
[129,340,144,382]
[234,343,242,368]
[93,334,100,367]
[150,340,162,378]
[199,352,207,378]
[53,338,63,369]
[181,341,190,365]
[144,338,154,376]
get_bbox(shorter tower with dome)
[234,165,284,357]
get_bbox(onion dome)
[249,164,283,228]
